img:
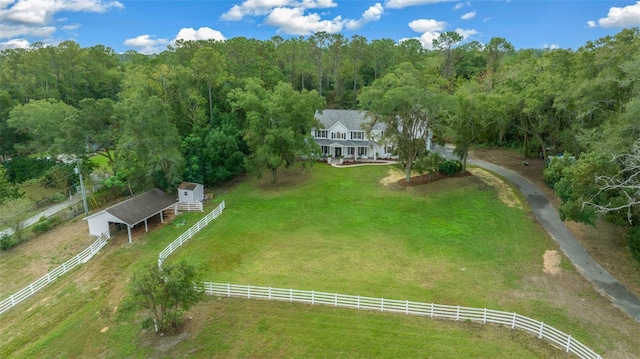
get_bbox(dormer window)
[315,130,328,138]
[351,131,364,140]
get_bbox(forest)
[0,29,639,258]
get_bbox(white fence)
[202,283,602,359]
[177,201,203,212]
[158,201,226,268]
[0,233,108,315]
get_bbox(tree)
[191,47,229,123]
[358,63,445,182]
[432,31,463,79]
[7,98,78,156]
[228,78,325,183]
[585,141,640,225]
[0,197,33,244]
[115,95,184,192]
[127,260,204,333]
[0,165,22,205]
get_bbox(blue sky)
[1,0,639,53]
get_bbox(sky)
[1,0,639,53]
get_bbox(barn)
[84,188,178,243]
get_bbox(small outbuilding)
[178,182,204,203]
[84,188,178,243]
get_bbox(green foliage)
[0,165,22,205]
[543,155,575,187]
[228,78,325,183]
[437,159,463,176]
[413,151,444,175]
[127,260,204,333]
[0,197,34,245]
[0,233,14,250]
[3,156,55,184]
[554,152,619,225]
[627,226,640,263]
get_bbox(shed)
[178,182,204,203]
[84,188,178,243]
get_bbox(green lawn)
[0,164,623,358]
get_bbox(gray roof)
[178,182,200,190]
[105,188,177,226]
[315,109,385,131]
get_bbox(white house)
[312,109,433,162]
[178,182,204,203]
[312,109,393,162]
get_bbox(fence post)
[512,312,516,329]
[483,308,487,324]
[29,283,34,295]
[381,298,384,312]
[311,291,315,305]
[334,293,337,307]
[430,303,434,318]
[248,286,251,299]
[565,335,572,353]
[538,322,544,338]
[289,289,293,302]
[357,296,360,309]
[227,283,231,297]
[268,287,272,300]
[405,300,409,315]
[456,306,460,321]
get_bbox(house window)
[358,147,367,156]
[351,131,364,140]
[183,191,188,196]
[331,132,346,140]
[321,146,329,155]
[347,148,354,155]
[315,130,328,138]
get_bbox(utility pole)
[75,163,89,215]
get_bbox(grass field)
[0,164,635,357]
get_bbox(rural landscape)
[1,24,640,358]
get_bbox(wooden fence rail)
[201,283,602,359]
[158,201,225,268]
[0,233,108,315]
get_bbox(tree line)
[1,29,639,255]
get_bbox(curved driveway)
[435,145,640,323]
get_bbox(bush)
[543,155,574,187]
[627,226,640,263]
[0,233,15,251]
[438,160,463,176]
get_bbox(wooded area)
[0,29,639,257]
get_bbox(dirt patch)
[467,167,522,208]
[379,167,473,187]
[543,250,561,274]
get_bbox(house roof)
[102,188,177,226]
[315,109,385,131]
[178,182,201,190]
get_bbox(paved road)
[435,144,640,322]
[0,193,84,237]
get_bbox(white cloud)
[0,38,30,50]
[407,19,475,49]
[408,18,446,32]
[0,23,55,39]
[221,0,337,21]
[265,6,344,35]
[455,27,477,39]
[385,0,447,9]
[408,19,446,49]
[0,0,123,48]
[61,23,80,30]
[123,34,169,54]
[453,1,470,10]
[346,2,384,30]
[588,1,640,28]
[544,43,559,50]
[175,27,226,42]
[124,27,227,54]
[460,10,475,20]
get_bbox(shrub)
[0,233,15,251]
[627,226,640,263]
[438,160,463,176]
[543,154,574,187]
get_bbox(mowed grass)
[0,164,607,358]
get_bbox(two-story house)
[312,109,393,162]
